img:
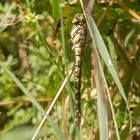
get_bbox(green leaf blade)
[51,0,60,21]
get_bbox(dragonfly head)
[72,13,85,24]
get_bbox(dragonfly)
[70,13,87,127]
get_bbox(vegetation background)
[0,0,140,140]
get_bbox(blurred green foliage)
[0,0,140,139]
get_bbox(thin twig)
[0,16,24,27]
[97,0,113,27]
[14,0,27,15]
[0,98,52,106]
[117,0,140,22]
[62,95,72,140]
[31,68,74,140]
[0,0,26,27]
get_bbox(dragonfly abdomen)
[70,13,87,127]
[74,47,83,126]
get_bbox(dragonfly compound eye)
[72,13,85,24]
